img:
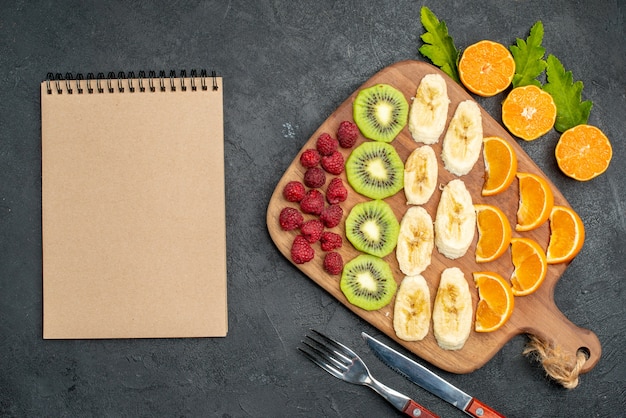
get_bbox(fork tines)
[298,330,355,374]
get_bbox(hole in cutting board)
[577,347,590,361]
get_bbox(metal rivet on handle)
[413,408,421,417]
[476,407,484,416]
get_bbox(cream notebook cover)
[41,71,227,339]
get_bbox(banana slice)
[396,206,434,276]
[435,179,476,259]
[404,145,438,205]
[393,274,431,341]
[408,73,450,144]
[433,267,473,350]
[441,100,483,176]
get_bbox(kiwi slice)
[346,141,404,199]
[353,83,409,143]
[346,199,399,258]
[340,254,397,311]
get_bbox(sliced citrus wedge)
[546,205,585,264]
[510,237,548,296]
[516,172,554,232]
[482,136,518,196]
[473,271,515,333]
[474,204,512,263]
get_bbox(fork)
[299,330,439,417]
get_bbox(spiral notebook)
[41,70,227,339]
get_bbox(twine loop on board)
[523,335,588,389]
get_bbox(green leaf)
[509,21,547,88]
[418,6,460,83]
[543,54,593,132]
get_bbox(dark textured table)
[1,1,624,416]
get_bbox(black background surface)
[1,1,625,416]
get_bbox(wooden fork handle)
[403,399,440,418]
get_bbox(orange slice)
[473,271,515,332]
[546,205,585,264]
[510,237,547,296]
[459,40,515,97]
[516,172,554,232]
[555,124,613,181]
[474,204,512,263]
[482,136,518,196]
[502,85,557,141]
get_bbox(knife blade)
[362,332,505,418]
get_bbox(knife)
[362,332,505,418]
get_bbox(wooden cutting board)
[266,60,601,374]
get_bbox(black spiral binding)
[45,70,218,94]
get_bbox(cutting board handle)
[519,294,601,388]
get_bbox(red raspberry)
[321,151,345,175]
[316,133,338,156]
[300,189,325,215]
[300,149,321,168]
[323,251,343,275]
[283,181,306,202]
[337,120,359,148]
[320,204,343,228]
[279,207,303,231]
[303,167,326,188]
[291,235,315,264]
[301,219,324,243]
[326,178,348,204]
[320,231,342,251]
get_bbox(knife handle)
[465,398,505,418]
[403,399,439,418]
